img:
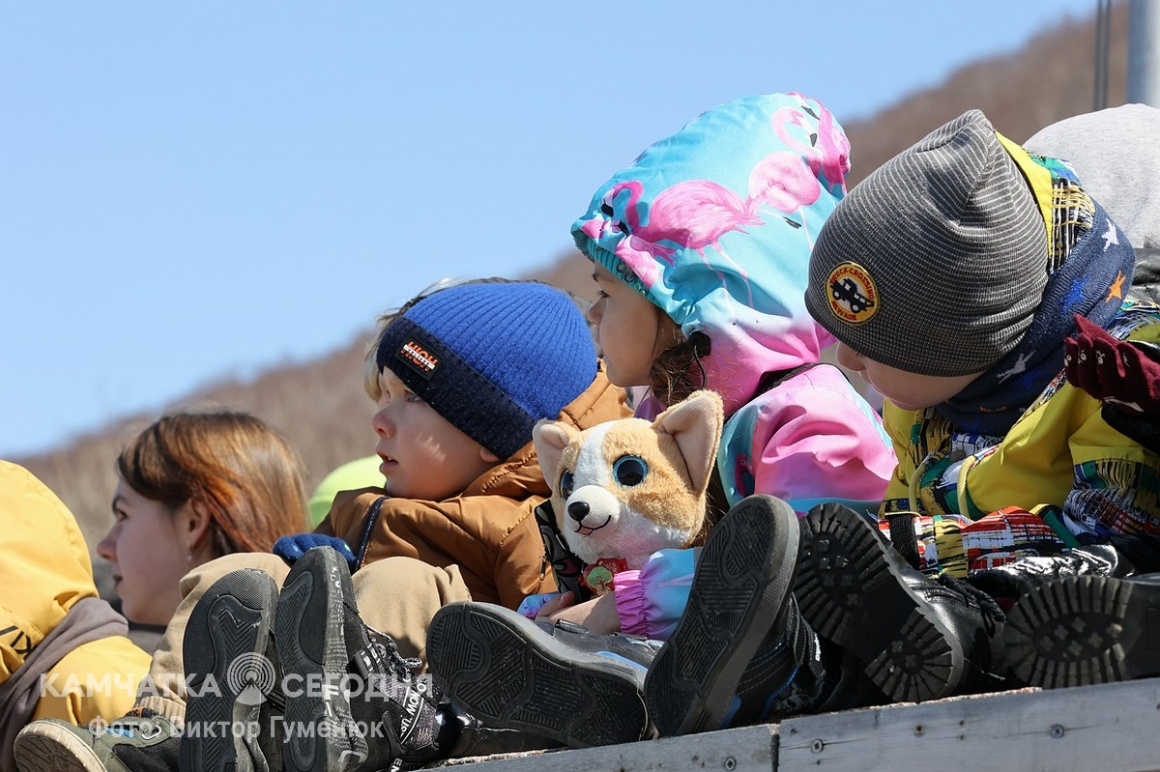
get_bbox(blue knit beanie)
[376,282,598,460]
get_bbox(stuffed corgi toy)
[532,390,724,596]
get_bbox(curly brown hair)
[638,313,729,537]
[647,321,712,408]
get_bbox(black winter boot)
[276,547,451,772]
[643,495,804,735]
[796,503,1007,703]
[426,601,655,748]
[180,568,283,772]
[969,544,1135,606]
[1004,572,1160,688]
[808,641,891,714]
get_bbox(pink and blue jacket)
[570,93,896,638]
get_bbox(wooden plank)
[437,724,779,772]
[777,680,1160,772]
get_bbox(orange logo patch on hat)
[398,339,440,378]
[826,262,879,324]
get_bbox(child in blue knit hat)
[15,278,629,772]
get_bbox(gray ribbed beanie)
[805,109,1049,377]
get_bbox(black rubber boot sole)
[795,503,964,703]
[276,549,367,772]
[1005,574,1160,688]
[643,495,800,736]
[181,569,279,772]
[427,602,649,748]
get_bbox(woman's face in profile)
[97,477,190,626]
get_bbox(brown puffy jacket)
[315,364,629,609]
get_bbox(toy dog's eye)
[559,469,575,498]
[612,455,647,487]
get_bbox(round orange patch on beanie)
[825,262,879,324]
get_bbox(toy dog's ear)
[532,419,578,489]
[653,390,725,496]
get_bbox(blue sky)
[0,1,1098,457]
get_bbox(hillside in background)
[840,10,1127,188]
[13,5,1130,577]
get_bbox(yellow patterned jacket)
[882,303,1160,549]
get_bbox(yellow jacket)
[882,304,1160,541]
[0,461,150,727]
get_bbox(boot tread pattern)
[429,605,648,748]
[796,504,963,703]
[865,612,958,702]
[645,496,799,736]
[276,554,367,772]
[13,725,104,772]
[1005,575,1160,688]
[182,570,277,772]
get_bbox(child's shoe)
[426,601,654,748]
[14,709,181,772]
[643,494,804,735]
[796,502,1007,703]
[969,543,1133,605]
[180,568,282,772]
[1004,573,1160,688]
[276,546,449,772]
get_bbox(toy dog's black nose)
[568,501,590,522]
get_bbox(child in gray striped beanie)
[801,108,1160,698]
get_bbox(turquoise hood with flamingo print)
[572,92,850,415]
[571,92,894,519]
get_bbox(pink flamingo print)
[608,179,758,255]
[770,104,817,160]
[809,96,851,194]
[644,179,762,313]
[746,151,821,244]
[770,95,850,194]
[583,179,761,309]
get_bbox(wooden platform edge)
[778,678,1160,772]
[439,678,1160,772]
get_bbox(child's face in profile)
[371,368,500,500]
[588,263,682,388]
[835,342,983,411]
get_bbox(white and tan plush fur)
[532,390,724,569]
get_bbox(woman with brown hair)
[1,410,307,772]
[97,410,310,626]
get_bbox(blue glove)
[273,533,358,571]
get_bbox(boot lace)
[360,631,438,702]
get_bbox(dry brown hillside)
[13,4,1131,582]
[843,10,1128,185]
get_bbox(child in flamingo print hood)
[421,96,898,753]
[572,93,894,518]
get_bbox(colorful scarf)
[937,156,1136,436]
